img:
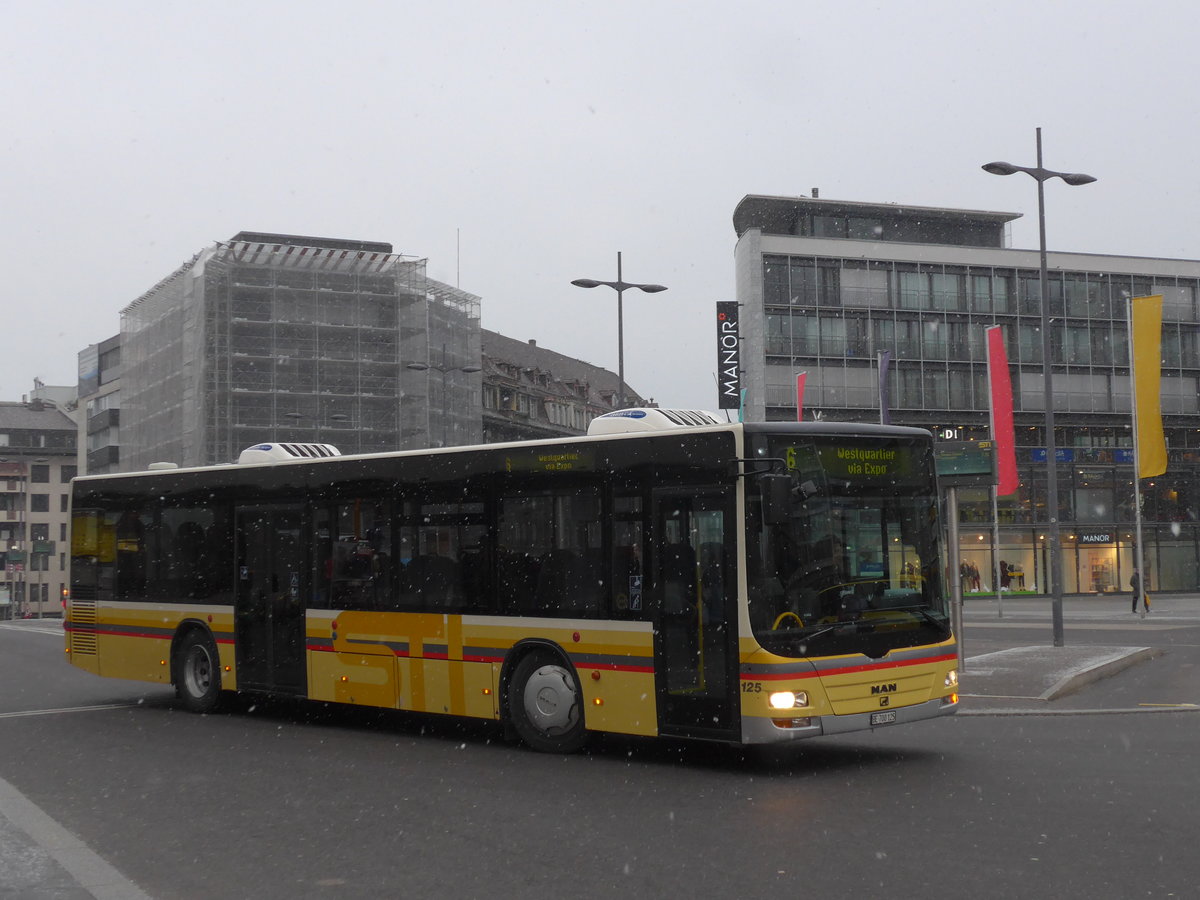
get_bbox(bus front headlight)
[944,670,958,688]
[769,691,809,710]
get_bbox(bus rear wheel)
[508,653,587,753]
[175,630,223,714]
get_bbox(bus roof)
[71,417,932,485]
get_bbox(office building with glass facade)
[734,194,1200,595]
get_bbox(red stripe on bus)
[94,628,170,641]
[743,653,957,681]
[73,625,235,645]
[575,662,655,674]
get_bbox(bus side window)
[397,495,487,613]
[312,506,334,610]
[498,494,551,614]
[162,507,218,601]
[498,487,603,617]
[406,527,463,609]
[317,497,393,611]
[115,507,147,599]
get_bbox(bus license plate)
[870,711,897,726]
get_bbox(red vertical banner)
[795,372,807,422]
[986,326,1018,495]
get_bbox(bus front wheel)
[175,630,223,714]
[507,653,587,753]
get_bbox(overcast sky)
[4,0,1198,411]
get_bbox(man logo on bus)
[871,682,897,695]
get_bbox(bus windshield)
[746,434,950,659]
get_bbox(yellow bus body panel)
[310,651,397,708]
[738,636,957,723]
[65,602,239,689]
[303,612,658,736]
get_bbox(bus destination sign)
[505,449,595,474]
[812,444,920,486]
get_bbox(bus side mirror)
[759,474,792,525]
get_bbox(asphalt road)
[2,613,1198,900]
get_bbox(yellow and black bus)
[66,409,958,752]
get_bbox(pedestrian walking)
[1130,568,1149,614]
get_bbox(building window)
[763,256,789,305]
[30,494,49,512]
[897,271,928,310]
[60,494,69,512]
[848,218,882,240]
[840,264,887,308]
[930,273,963,311]
[60,466,77,482]
[31,465,50,483]
[87,393,119,415]
[99,345,121,375]
[813,216,847,238]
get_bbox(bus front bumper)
[741,695,958,744]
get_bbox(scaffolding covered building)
[120,232,481,470]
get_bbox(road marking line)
[960,693,1041,700]
[0,773,155,900]
[1138,702,1199,708]
[0,703,139,720]
[959,706,1200,717]
[0,623,63,636]
[963,621,1187,630]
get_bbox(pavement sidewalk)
[959,644,1161,706]
[954,593,1200,712]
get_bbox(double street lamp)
[407,344,481,447]
[571,252,667,409]
[983,127,1096,647]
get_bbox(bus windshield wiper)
[803,618,874,641]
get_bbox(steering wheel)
[771,611,804,630]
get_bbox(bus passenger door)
[235,504,307,695]
[651,488,737,739]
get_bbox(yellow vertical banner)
[1131,294,1166,478]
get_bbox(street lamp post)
[407,344,481,447]
[571,252,667,409]
[7,545,18,621]
[983,127,1096,648]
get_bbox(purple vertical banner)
[878,349,892,425]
